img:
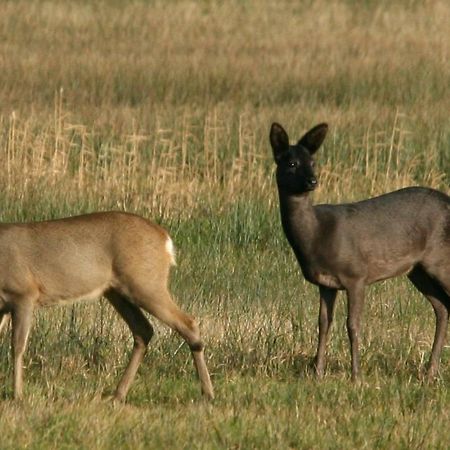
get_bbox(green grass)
[0,0,449,448]
[1,207,449,448]
[1,379,450,449]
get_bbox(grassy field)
[0,0,449,448]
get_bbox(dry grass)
[0,1,448,221]
[0,100,447,222]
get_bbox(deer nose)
[306,177,317,190]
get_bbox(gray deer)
[270,122,450,380]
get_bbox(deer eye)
[288,161,297,168]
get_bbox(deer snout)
[306,177,318,190]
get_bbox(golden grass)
[0,1,448,222]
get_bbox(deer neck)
[278,191,318,259]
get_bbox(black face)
[270,122,328,196]
[275,145,318,194]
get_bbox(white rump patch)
[166,237,176,266]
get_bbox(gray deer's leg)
[345,281,365,381]
[315,286,338,378]
[408,266,450,380]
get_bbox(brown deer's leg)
[315,286,338,378]
[11,302,34,400]
[0,312,10,335]
[105,290,154,402]
[136,287,214,400]
[345,282,365,381]
[408,266,450,381]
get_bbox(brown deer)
[0,212,214,401]
[270,122,450,380]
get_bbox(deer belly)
[37,283,110,307]
[365,252,418,284]
[306,270,343,289]
[367,262,415,284]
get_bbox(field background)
[0,0,449,448]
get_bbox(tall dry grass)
[0,1,448,223]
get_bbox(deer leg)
[427,300,449,381]
[345,282,365,381]
[408,266,450,381]
[431,268,450,298]
[136,288,214,400]
[105,290,154,402]
[315,286,338,378]
[11,302,34,400]
[0,312,10,335]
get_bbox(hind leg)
[430,267,450,298]
[408,266,450,380]
[133,286,214,400]
[105,290,154,402]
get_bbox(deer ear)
[297,123,328,155]
[270,122,290,163]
